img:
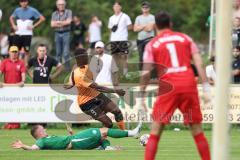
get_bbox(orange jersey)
[72,65,100,106]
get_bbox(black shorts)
[110,41,130,55]
[89,41,97,49]
[72,36,84,46]
[80,94,111,119]
[12,35,32,52]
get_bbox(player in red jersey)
[140,11,211,160]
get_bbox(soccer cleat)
[95,146,104,150]
[128,121,142,137]
[134,121,143,139]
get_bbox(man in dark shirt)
[27,44,64,84]
[232,47,240,83]
[71,15,87,49]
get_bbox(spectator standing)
[0,46,26,129]
[86,15,102,56]
[89,41,119,86]
[27,44,64,84]
[0,9,2,21]
[206,56,216,85]
[232,17,240,48]
[233,0,240,19]
[232,47,240,83]
[108,1,132,76]
[9,0,45,63]
[71,15,87,49]
[0,32,9,58]
[134,1,155,70]
[51,0,72,71]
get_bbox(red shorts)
[152,91,202,125]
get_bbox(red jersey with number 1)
[144,29,199,93]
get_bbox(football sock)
[107,129,128,138]
[145,134,160,160]
[117,120,125,130]
[101,139,111,149]
[193,132,211,160]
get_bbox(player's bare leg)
[95,112,113,128]
[145,121,164,160]
[103,102,125,130]
[190,123,211,160]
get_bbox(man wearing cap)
[0,46,26,129]
[134,1,155,70]
[9,0,45,63]
[89,41,119,86]
[51,0,72,71]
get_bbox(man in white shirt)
[206,56,216,85]
[9,0,45,63]
[108,1,132,76]
[89,41,119,86]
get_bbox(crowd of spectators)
[231,0,240,84]
[0,0,156,84]
[205,0,240,85]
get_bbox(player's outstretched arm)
[63,71,75,90]
[193,53,211,103]
[139,63,154,111]
[89,83,125,96]
[192,53,208,84]
[11,140,39,150]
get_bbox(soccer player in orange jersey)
[64,48,125,130]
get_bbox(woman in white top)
[0,9,2,21]
[86,16,102,56]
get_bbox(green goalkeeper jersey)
[35,128,102,150]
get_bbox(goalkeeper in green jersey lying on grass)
[11,123,142,151]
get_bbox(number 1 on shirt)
[166,43,179,68]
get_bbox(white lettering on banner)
[0,85,240,123]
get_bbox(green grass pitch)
[0,127,239,160]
